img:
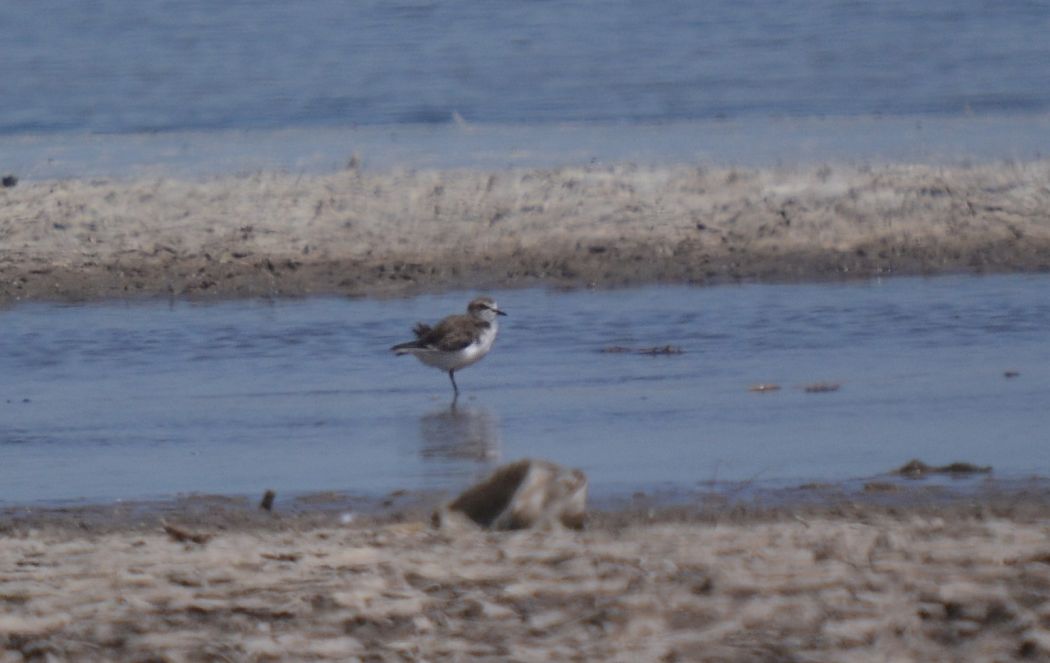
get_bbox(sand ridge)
[1,160,1048,303]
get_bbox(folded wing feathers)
[392,316,478,353]
[412,322,432,339]
[427,322,476,352]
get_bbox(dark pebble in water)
[804,382,840,393]
[638,345,684,355]
[895,459,992,478]
[1004,370,1020,378]
[601,345,684,356]
[1,175,17,188]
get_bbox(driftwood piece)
[162,522,212,545]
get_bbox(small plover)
[391,296,507,396]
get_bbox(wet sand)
[1,160,1049,304]
[3,487,1050,661]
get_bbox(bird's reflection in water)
[419,403,502,466]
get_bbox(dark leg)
[448,370,459,396]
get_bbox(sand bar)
[1,160,1049,304]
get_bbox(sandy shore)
[3,489,1050,661]
[1,160,1049,304]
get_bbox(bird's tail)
[391,340,423,355]
[391,322,433,354]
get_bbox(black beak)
[495,309,508,316]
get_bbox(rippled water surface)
[2,274,1049,504]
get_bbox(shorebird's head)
[467,296,507,322]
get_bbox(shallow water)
[1,274,1049,505]
[6,115,1050,182]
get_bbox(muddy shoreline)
[2,160,1049,305]
[3,474,1049,537]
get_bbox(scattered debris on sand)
[259,489,276,511]
[863,481,900,493]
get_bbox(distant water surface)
[2,1,1049,134]
[1,274,1048,505]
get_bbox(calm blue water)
[2,1,1049,135]
[1,274,1048,505]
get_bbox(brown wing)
[420,315,483,352]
